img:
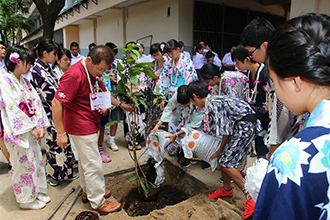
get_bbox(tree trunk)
[33,0,65,40]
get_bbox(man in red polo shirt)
[52,45,133,215]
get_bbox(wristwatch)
[118,102,123,108]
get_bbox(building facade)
[21,0,329,58]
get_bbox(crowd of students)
[0,13,329,219]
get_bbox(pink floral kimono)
[0,73,50,204]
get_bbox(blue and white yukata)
[205,95,261,171]
[156,53,198,154]
[254,99,330,220]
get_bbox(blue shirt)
[102,72,112,91]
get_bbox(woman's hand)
[160,100,165,111]
[151,124,160,134]
[29,129,39,140]
[154,71,161,78]
[37,128,45,139]
[165,133,177,144]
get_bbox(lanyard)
[82,58,99,93]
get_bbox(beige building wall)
[179,0,194,48]
[96,9,123,46]
[125,0,181,46]
[290,0,330,18]
[63,25,79,49]
[78,19,94,55]
[56,0,290,55]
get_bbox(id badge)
[90,91,112,110]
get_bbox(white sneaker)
[37,193,51,204]
[108,141,119,151]
[20,200,46,210]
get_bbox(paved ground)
[0,124,256,220]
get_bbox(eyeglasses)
[92,63,105,73]
[248,44,261,57]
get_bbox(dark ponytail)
[165,39,181,53]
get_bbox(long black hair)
[5,46,35,72]
[267,13,330,86]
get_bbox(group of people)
[0,12,329,219]
[192,41,236,78]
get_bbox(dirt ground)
[0,125,255,220]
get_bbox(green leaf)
[127,176,137,183]
[140,181,148,198]
[117,82,126,93]
[144,70,157,79]
[127,59,135,65]
[132,49,142,58]
[129,75,139,85]
[131,96,139,108]
[135,63,153,69]
[134,92,144,97]
[117,62,124,72]
[153,96,163,105]
[139,99,148,110]
[130,53,137,60]
[105,120,120,126]
[155,85,160,93]
[111,89,125,95]
[124,85,131,94]
[148,181,156,187]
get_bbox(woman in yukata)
[199,63,249,99]
[156,39,198,155]
[31,39,77,187]
[0,46,50,209]
[53,48,72,80]
[254,13,330,220]
[151,85,204,165]
[143,43,167,136]
[187,80,261,219]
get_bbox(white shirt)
[193,52,207,69]
[212,56,222,68]
[183,51,191,60]
[0,59,6,75]
[137,54,154,63]
[71,53,85,66]
[222,52,236,66]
